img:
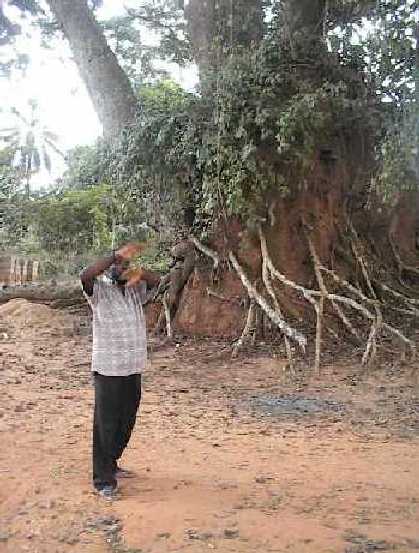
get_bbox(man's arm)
[140,269,161,288]
[125,267,161,289]
[80,254,115,297]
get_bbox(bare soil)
[1,300,419,553]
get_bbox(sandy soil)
[0,300,419,553]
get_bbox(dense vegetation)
[0,0,417,275]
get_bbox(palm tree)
[0,99,64,195]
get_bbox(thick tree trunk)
[46,0,137,137]
[416,19,419,104]
[281,0,326,36]
[185,0,263,90]
[280,0,327,53]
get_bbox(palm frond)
[0,130,20,143]
[43,130,60,142]
[10,107,30,126]
[26,152,32,173]
[42,145,52,172]
[25,130,35,149]
[0,127,19,135]
[44,137,65,158]
[32,148,41,171]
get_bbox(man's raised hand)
[115,242,144,261]
[124,267,145,288]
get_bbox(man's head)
[109,258,130,285]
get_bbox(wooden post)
[32,261,40,283]
[15,258,22,286]
[26,260,33,283]
[21,259,29,284]
[9,257,16,286]
[0,257,10,287]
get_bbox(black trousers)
[93,372,142,490]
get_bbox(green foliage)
[8,0,42,14]
[97,1,415,228]
[2,0,414,262]
[105,80,198,233]
[29,184,170,274]
[99,1,191,85]
[63,143,109,189]
[138,79,192,113]
[61,37,405,234]
[1,0,190,81]
[328,0,417,104]
[124,1,191,66]
[137,237,171,273]
[32,185,114,257]
[0,172,168,274]
[62,80,196,233]
[103,44,374,228]
[275,81,370,163]
[0,160,31,250]
[102,15,167,84]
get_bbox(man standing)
[81,243,160,500]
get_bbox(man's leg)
[113,373,142,467]
[93,373,121,490]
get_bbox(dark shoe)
[96,484,118,501]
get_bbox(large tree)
[185,0,264,89]
[45,0,137,137]
[280,0,327,46]
[1,0,418,364]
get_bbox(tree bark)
[280,0,327,53]
[45,0,137,137]
[185,0,263,89]
[281,0,326,37]
[416,19,419,105]
[0,284,83,305]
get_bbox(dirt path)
[1,300,419,552]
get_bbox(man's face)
[110,259,130,284]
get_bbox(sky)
[0,0,198,187]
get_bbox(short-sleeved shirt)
[83,276,147,376]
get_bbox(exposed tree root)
[189,236,219,271]
[259,226,293,368]
[232,300,256,358]
[345,226,383,365]
[154,243,195,337]
[376,282,419,311]
[258,223,415,368]
[151,220,416,369]
[330,299,361,342]
[268,200,277,227]
[305,230,328,373]
[163,292,172,338]
[319,266,415,357]
[228,251,307,349]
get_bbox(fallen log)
[0,283,83,307]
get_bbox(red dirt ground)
[1,300,418,553]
